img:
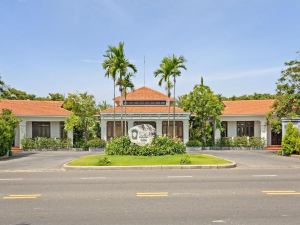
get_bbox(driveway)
[0,151,90,172]
[202,150,300,169]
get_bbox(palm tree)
[154,58,173,137]
[117,72,134,135]
[102,51,117,138]
[169,55,187,139]
[103,42,137,136]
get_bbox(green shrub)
[0,109,19,157]
[87,138,106,148]
[215,137,265,148]
[249,137,265,148]
[281,122,299,156]
[215,137,233,147]
[180,154,192,165]
[233,136,249,147]
[97,157,112,166]
[186,140,202,147]
[22,138,72,150]
[105,136,186,156]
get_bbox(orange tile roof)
[222,100,274,116]
[0,100,71,117]
[114,86,174,102]
[101,106,186,114]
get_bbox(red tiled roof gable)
[222,99,274,116]
[114,86,174,102]
[0,100,71,117]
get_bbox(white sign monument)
[128,124,156,146]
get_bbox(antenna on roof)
[143,56,146,87]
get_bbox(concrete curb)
[63,162,237,171]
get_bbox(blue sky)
[0,0,299,103]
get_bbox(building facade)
[214,100,281,147]
[100,87,190,143]
[0,100,73,149]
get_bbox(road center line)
[252,175,278,177]
[167,176,193,178]
[80,177,106,180]
[0,178,23,181]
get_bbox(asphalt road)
[1,151,300,225]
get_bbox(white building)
[100,87,191,143]
[214,100,281,147]
[0,100,73,149]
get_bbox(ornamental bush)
[0,109,19,157]
[281,122,300,156]
[215,137,265,148]
[87,138,106,148]
[22,138,72,150]
[105,136,186,156]
[186,140,202,147]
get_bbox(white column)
[67,129,73,145]
[19,121,27,149]
[215,128,221,140]
[127,120,134,130]
[260,119,268,146]
[50,122,60,138]
[183,119,189,144]
[100,119,107,141]
[156,120,162,136]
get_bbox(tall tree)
[103,50,118,138]
[169,55,187,138]
[0,109,20,156]
[103,42,137,137]
[179,78,224,145]
[98,101,112,112]
[268,54,300,133]
[117,72,135,135]
[64,93,98,146]
[48,93,65,101]
[154,58,173,137]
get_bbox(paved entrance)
[0,151,90,172]
[202,150,300,169]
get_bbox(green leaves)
[179,79,224,145]
[0,109,20,156]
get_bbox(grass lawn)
[68,154,231,166]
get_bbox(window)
[123,101,166,106]
[162,121,183,140]
[134,121,156,129]
[32,122,51,138]
[107,121,128,140]
[60,122,67,139]
[237,121,254,137]
[221,121,228,138]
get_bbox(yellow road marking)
[262,191,295,193]
[3,194,41,200]
[266,193,300,195]
[3,196,38,199]
[262,190,300,196]
[136,192,168,197]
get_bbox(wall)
[100,113,190,144]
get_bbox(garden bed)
[68,154,230,166]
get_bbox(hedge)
[215,136,265,148]
[21,138,72,150]
[105,136,186,156]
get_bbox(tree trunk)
[124,91,127,136]
[168,93,170,137]
[173,77,176,139]
[113,79,116,139]
[120,88,124,136]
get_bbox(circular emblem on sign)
[128,124,156,146]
